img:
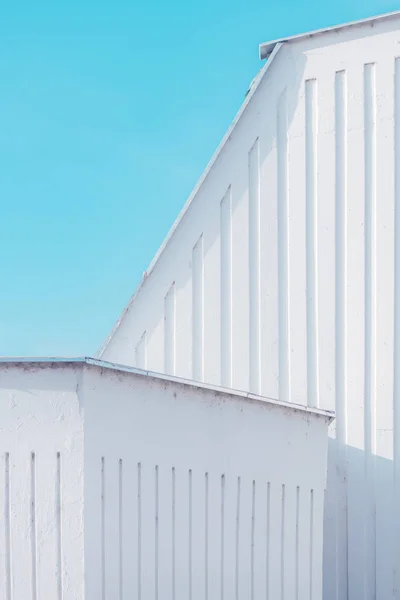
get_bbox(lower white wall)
[0,363,85,600]
[0,361,332,600]
[83,364,331,600]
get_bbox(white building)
[99,11,400,599]
[0,358,332,599]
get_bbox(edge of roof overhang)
[259,10,400,59]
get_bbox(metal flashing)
[0,355,334,421]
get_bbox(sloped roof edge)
[0,355,334,421]
[260,10,400,59]
[97,42,283,356]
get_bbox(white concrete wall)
[100,15,400,599]
[0,363,85,600]
[83,364,331,600]
[0,360,331,599]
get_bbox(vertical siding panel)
[310,489,324,600]
[334,68,349,600]
[220,188,233,388]
[203,200,222,387]
[297,485,311,599]
[175,270,192,380]
[120,456,139,600]
[192,236,204,382]
[277,90,291,403]
[146,299,165,375]
[283,484,297,600]
[103,458,120,600]
[9,454,32,599]
[140,463,156,600]
[316,76,336,417]
[35,453,58,600]
[157,466,173,600]
[135,331,147,370]
[250,479,268,599]
[394,55,400,600]
[374,56,395,598]
[220,474,236,600]
[205,472,221,600]
[164,283,176,376]
[288,82,308,406]
[84,452,102,600]
[346,64,366,600]
[0,453,11,600]
[231,161,250,392]
[191,471,206,600]
[363,62,378,600]
[305,78,320,409]
[249,139,261,394]
[237,476,252,600]
[174,467,190,600]
[267,482,283,599]
[260,117,279,400]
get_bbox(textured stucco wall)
[0,361,331,600]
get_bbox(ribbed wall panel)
[101,20,400,599]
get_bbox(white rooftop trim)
[260,10,400,58]
[0,355,334,421]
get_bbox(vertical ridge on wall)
[119,459,123,600]
[192,236,204,382]
[155,465,159,600]
[137,462,142,600]
[135,331,147,370]
[220,475,225,600]
[164,284,176,376]
[189,470,193,600]
[309,489,315,599]
[394,56,400,598]
[374,56,395,599]
[346,63,366,599]
[277,90,291,403]
[205,472,209,600]
[250,480,255,600]
[265,482,271,600]
[235,477,240,600]
[305,78,320,409]
[56,452,63,600]
[249,139,261,395]
[221,188,232,388]
[334,68,349,600]
[5,452,12,600]
[363,61,377,599]
[101,457,106,600]
[30,452,37,600]
[280,484,285,600]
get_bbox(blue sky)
[0,0,398,356]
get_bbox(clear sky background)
[0,0,398,356]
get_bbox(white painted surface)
[0,363,85,600]
[0,360,331,600]
[100,13,400,598]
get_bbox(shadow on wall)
[323,437,396,600]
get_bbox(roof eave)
[259,9,400,60]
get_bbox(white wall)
[100,15,400,599]
[0,363,85,600]
[0,360,332,600]
[83,363,331,600]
